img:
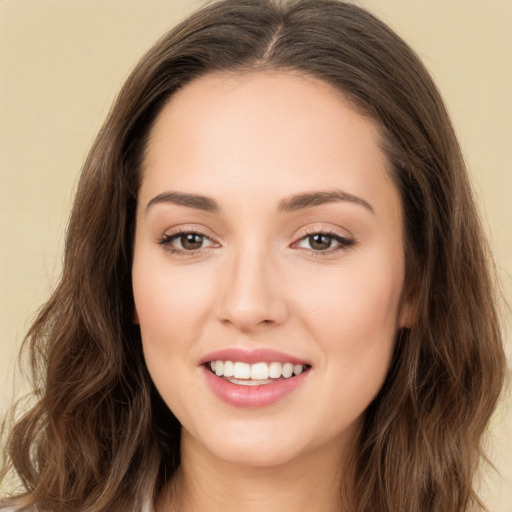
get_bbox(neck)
[157,429,356,512]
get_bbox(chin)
[210,439,307,468]
[182,418,309,468]
[186,415,357,470]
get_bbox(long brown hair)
[1,1,506,510]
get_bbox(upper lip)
[199,348,311,366]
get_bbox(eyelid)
[158,224,218,240]
[157,225,221,256]
[161,232,215,247]
[293,224,354,241]
[290,225,356,254]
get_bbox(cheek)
[290,249,404,389]
[131,255,213,414]
[133,254,215,349]
[294,267,402,429]
[296,260,403,342]
[132,259,214,414]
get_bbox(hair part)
[1,1,506,511]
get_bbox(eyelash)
[291,229,356,256]
[157,228,356,257]
[157,228,215,257]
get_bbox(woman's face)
[132,71,410,467]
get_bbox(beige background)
[0,0,510,508]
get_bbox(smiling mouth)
[206,360,311,386]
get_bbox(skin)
[132,71,412,512]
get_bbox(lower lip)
[201,366,310,408]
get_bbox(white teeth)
[268,362,282,379]
[233,362,251,379]
[223,360,234,377]
[282,363,293,378]
[228,378,274,386]
[208,360,308,381]
[215,360,224,376]
[250,362,269,380]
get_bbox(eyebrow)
[145,188,374,215]
[146,191,220,213]
[278,189,374,214]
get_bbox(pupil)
[182,233,203,250]
[309,234,331,250]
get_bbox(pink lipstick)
[200,348,311,408]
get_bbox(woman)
[0,0,506,511]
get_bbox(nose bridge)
[218,238,287,331]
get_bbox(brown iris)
[180,233,204,250]
[308,234,333,251]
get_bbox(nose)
[216,244,289,333]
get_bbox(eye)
[294,232,355,253]
[159,231,216,253]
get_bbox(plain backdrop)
[0,0,510,509]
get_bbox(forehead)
[143,70,383,166]
[140,71,399,220]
